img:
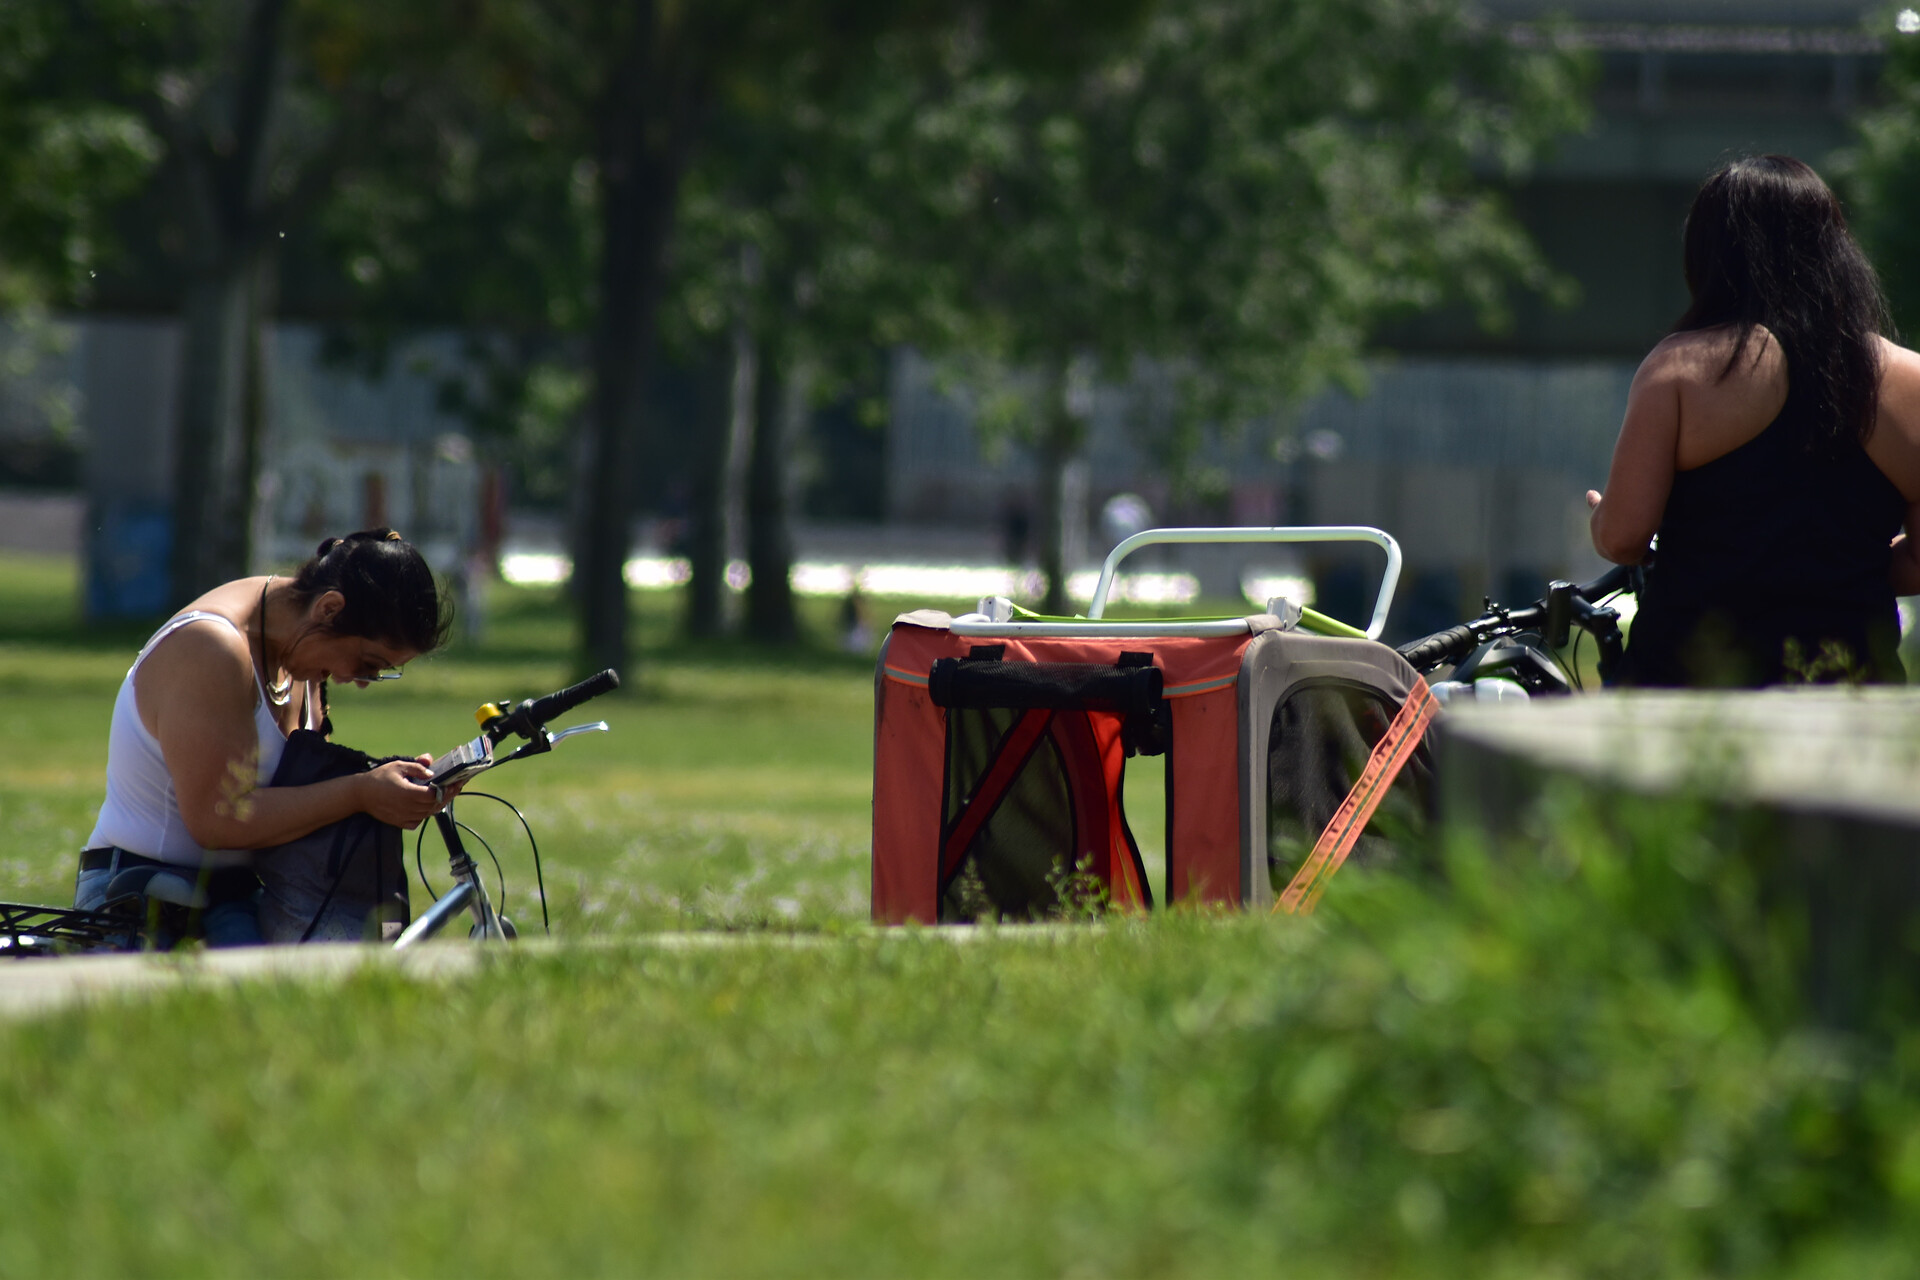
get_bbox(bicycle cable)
[453,819,508,922]
[412,823,436,900]
[409,814,501,920]
[411,794,549,936]
[460,791,550,936]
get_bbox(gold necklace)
[258,575,293,708]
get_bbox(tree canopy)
[1847,14,1920,336]
[1,0,1589,651]
[847,0,1589,606]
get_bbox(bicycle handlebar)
[486,669,621,743]
[1397,624,1485,674]
[1395,565,1635,675]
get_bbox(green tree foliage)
[895,0,1589,609]
[539,2,1154,674]
[305,4,598,517]
[15,0,502,604]
[664,40,1045,643]
[0,5,158,312]
[1846,12,1920,334]
[306,1,1144,668]
[0,3,158,489]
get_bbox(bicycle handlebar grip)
[1578,562,1633,600]
[1397,625,1480,673]
[506,669,621,737]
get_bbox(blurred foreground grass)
[7,553,1920,1275]
[7,788,1920,1275]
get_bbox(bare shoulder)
[133,614,254,721]
[1640,325,1785,388]
[1869,336,1920,499]
[1873,336,1920,432]
[1874,334,1920,387]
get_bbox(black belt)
[79,846,178,874]
[78,847,259,905]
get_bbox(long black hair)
[288,528,451,654]
[1676,155,1892,452]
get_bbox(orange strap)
[1275,679,1439,916]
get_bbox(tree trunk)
[577,4,702,677]
[745,331,798,643]
[576,129,650,671]
[1035,362,1086,616]
[164,0,289,606]
[170,253,255,602]
[686,328,750,639]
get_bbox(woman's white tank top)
[85,611,311,867]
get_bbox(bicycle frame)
[392,717,610,949]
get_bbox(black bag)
[255,729,411,943]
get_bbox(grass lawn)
[3,552,1914,1275]
[0,551,893,931]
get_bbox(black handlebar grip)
[1397,625,1480,673]
[1577,562,1633,601]
[505,669,621,737]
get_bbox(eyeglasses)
[368,668,403,682]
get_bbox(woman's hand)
[354,756,444,829]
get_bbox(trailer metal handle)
[1087,526,1403,641]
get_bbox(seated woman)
[1589,155,1920,687]
[74,529,452,944]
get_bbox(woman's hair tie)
[385,530,403,541]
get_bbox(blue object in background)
[86,501,172,619]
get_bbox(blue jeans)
[73,856,263,948]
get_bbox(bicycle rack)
[0,900,134,956]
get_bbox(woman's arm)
[1892,501,1920,596]
[136,624,442,850]
[1589,345,1684,565]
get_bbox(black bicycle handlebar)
[1397,624,1483,673]
[1395,565,1636,676]
[487,669,621,742]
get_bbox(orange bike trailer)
[871,527,1437,924]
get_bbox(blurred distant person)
[841,585,874,655]
[1588,155,1920,685]
[1099,492,1154,551]
[1000,497,1031,568]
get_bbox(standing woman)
[75,529,453,943]
[1589,155,1920,686]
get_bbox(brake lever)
[550,721,610,745]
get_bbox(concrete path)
[0,923,1092,1020]
[0,943,480,1019]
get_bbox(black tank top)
[1619,400,1906,687]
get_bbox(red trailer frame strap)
[939,708,1055,887]
[1275,679,1439,916]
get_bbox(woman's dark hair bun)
[291,527,452,654]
